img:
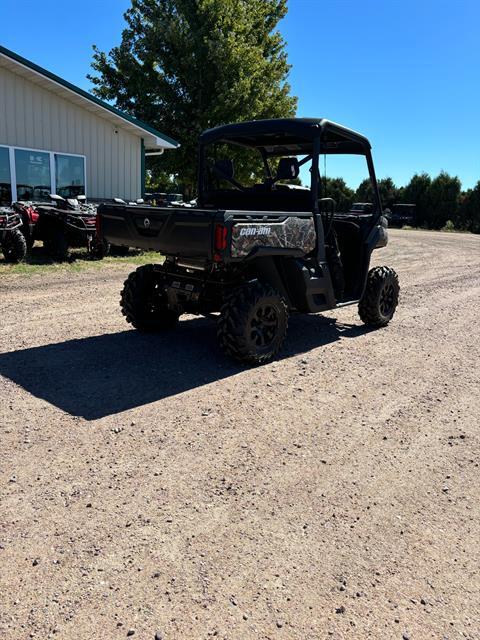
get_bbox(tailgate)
[98,204,218,259]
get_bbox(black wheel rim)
[250,304,279,348]
[379,283,396,317]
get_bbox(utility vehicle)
[98,118,399,364]
[0,206,27,262]
[25,194,103,261]
[388,203,416,227]
[350,202,374,214]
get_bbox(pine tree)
[89,0,297,197]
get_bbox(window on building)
[55,154,86,198]
[15,149,51,201]
[0,147,12,205]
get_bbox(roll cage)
[198,118,382,217]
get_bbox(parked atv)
[29,194,103,261]
[0,206,27,263]
[12,201,40,250]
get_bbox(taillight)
[28,206,39,223]
[214,224,228,251]
[0,216,6,225]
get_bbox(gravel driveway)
[1,230,479,639]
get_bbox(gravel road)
[1,230,479,640]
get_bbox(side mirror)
[49,193,64,201]
[136,198,144,204]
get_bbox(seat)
[276,157,300,181]
[213,159,235,180]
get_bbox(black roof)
[200,118,371,156]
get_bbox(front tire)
[217,281,288,364]
[120,264,179,331]
[2,229,27,263]
[359,266,399,327]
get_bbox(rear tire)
[2,229,27,263]
[90,238,110,259]
[359,266,399,327]
[120,264,179,331]
[217,281,288,364]
[44,229,69,261]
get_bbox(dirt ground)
[1,229,479,640]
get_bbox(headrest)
[276,157,300,180]
[214,159,234,180]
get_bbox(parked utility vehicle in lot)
[0,206,27,262]
[99,118,399,363]
[388,203,416,227]
[350,202,374,214]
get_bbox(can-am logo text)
[239,226,271,237]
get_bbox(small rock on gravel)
[335,605,345,614]
[127,630,135,637]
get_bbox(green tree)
[458,181,480,233]
[355,178,373,204]
[355,177,398,210]
[378,177,399,209]
[89,0,297,197]
[145,169,180,194]
[426,172,461,229]
[401,172,431,226]
[321,177,355,211]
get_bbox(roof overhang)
[0,45,179,151]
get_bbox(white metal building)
[0,45,178,205]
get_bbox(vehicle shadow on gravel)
[0,315,371,420]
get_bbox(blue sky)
[1,0,479,189]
